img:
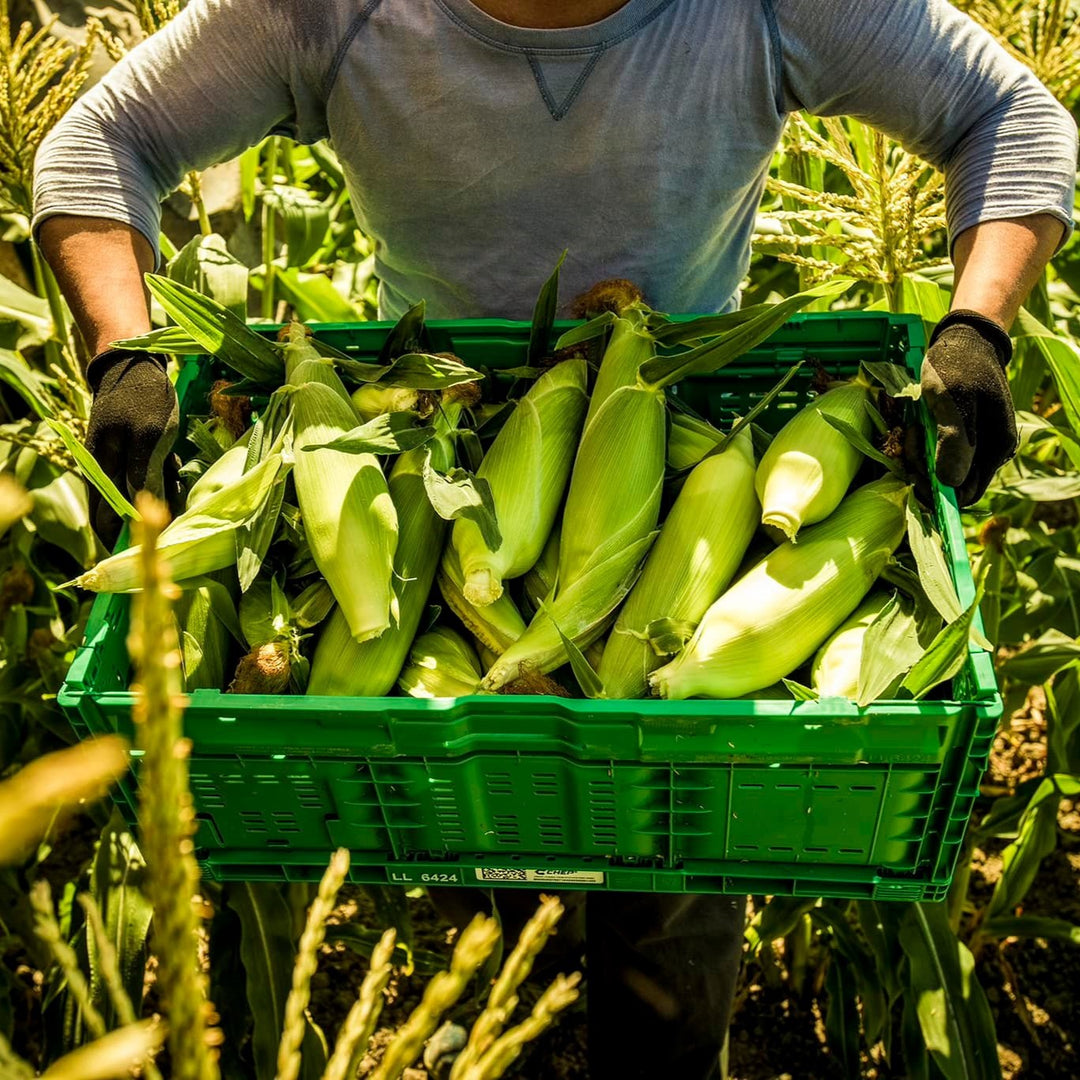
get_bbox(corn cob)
[481,310,665,690]
[399,628,483,698]
[69,452,284,593]
[649,477,909,700]
[755,381,872,541]
[453,359,587,607]
[351,384,437,424]
[810,591,893,699]
[598,423,758,699]
[307,403,465,697]
[286,324,399,643]
[229,640,291,694]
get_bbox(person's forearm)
[950,213,1066,331]
[38,215,155,361]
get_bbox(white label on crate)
[475,867,606,885]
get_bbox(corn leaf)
[814,903,888,1047]
[999,631,1080,684]
[1013,310,1080,437]
[984,778,1065,922]
[86,814,154,1031]
[716,361,803,452]
[273,267,361,323]
[45,418,139,522]
[169,232,249,320]
[261,185,331,268]
[824,953,861,1080]
[980,916,1080,946]
[898,902,1000,1080]
[377,353,482,389]
[145,274,283,382]
[235,467,287,592]
[528,249,566,366]
[639,278,852,389]
[421,455,501,552]
[0,348,55,418]
[226,883,312,1080]
[303,412,436,455]
[744,897,819,954]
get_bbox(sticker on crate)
[474,867,606,885]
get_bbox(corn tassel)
[810,591,893,699]
[307,406,464,696]
[454,359,587,607]
[399,628,483,698]
[286,325,398,643]
[650,477,909,700]
[599,423,758,699]
[755,381,872,541]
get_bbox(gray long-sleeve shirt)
[31,0,1078,320]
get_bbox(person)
[32,1,1077,1077]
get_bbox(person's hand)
[920,309,1018,507]
[84,349,180,548]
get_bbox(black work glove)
[85,349,180,549]
[920,309,1018,507]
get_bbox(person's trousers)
[427,887,746,1080]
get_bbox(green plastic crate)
[58,312,1002,901]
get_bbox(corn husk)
[286,325,398,643]
[598,423,758,699]
[175,579,234,692]
[650,477,910,700]
[454,358,587,607]
[69,452,284,593]
[667,412,725,470]
[521,520,560,617]
[438,544,527,657]
[810,591,893,699]
[351,383,432,423]
[399,628,483,698]
[755,381,872,541]
[307,405,464,697]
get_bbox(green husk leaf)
[900,589,983,700]
[302,412,436,455]
[186,419,226,463]
[782,678,819,701]
[529,250,566,365]
[378,300,427,364]
[820,412,907,477]
[640,617,698,657]
[716,361,803,452]
[862,360,921,400]
[422,455,502,552]
[648,304,773,345]
[905,502,964,623]
[856,594,927,706]
[553,311,616,351]
[549,609,605,699]
[639,279,852,389]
